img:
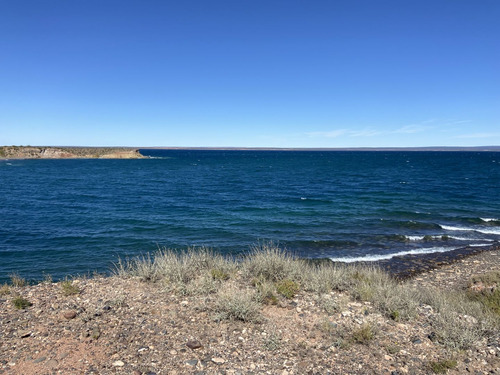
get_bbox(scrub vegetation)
[115,243,499,352]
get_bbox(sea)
[1,150,499,283]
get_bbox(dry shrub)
[242,243,305,282]
[214,285,261,322]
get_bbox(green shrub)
[211,268,230,281]
[351,323,376,345]
[61,280,81,296]
[12,296,32,309]
[429,359,457,374]
[275,279,299,299]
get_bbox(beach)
[1,247,499,375]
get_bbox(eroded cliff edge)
[0,146,145,159]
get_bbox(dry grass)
[114,243,500,350]
[213,285,261,322]
[10,273,27,287]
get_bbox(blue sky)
[1,0,499,148]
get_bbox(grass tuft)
[351,323,376,345]
[61,280,81,296]
[10,273,27,287]
[429,359,457,374]
[214,285,261,322]
[12,296,32,309]
[0,284,10,296]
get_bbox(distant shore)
[0,146,145,159]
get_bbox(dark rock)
[33,356,46,363]
[427,332,437,342]
[18,330,32,338]
[186,359,198,366]
[186,340,203,349]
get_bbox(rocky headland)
[0,146,145,159]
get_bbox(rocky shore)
[1,248,499,375]
[0,146,145,159]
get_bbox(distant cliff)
[0,146,145,159]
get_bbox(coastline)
[0,146,145,159]
[1,246,498,374]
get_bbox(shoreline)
[0,146,145,159]
[1,246,498,374]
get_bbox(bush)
[242,243,305,282]
[275,279,299,299]
[12,296,32,309]
[351,323,376,345]
[214,285,261,322]
[0,284,10,296]
[61,280,81,296]
[429,359,457,374]
[10,273,26,287]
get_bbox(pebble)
[211,357,225,364]
[112,360,125,367]
[186,359,198,366]
[186,340,203,349]
[33,356,46,363]
[63,310,77,319]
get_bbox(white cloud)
[306,129,348,138]
[455,132,500,139]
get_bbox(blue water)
[1,150,499,282]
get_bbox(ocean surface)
[1,150,499,283]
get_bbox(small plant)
[390,310,401,321]
[275,279,299,299]
[214,286,261,322]
[385,343,401,354]
[211,268,230,281]
[0,284,10,296]
[12,296,32,309]
[429,359,457,374]
[61,280,81,296]
[351,323,375,345]
[42,273,53,283]
[254,278,279,305]
[10,273,26,287]
[263,326,282,351]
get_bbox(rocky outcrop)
[0,146,145,159]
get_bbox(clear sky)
[1,1,499,148]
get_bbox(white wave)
[440,225,471,232]
[407,236,424,241]
[468,243,493,247]
[475,227,500,235]
[406,235,490,242]
[480,218,499,222]
[329,246,455,263]
[440,225,500,235]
